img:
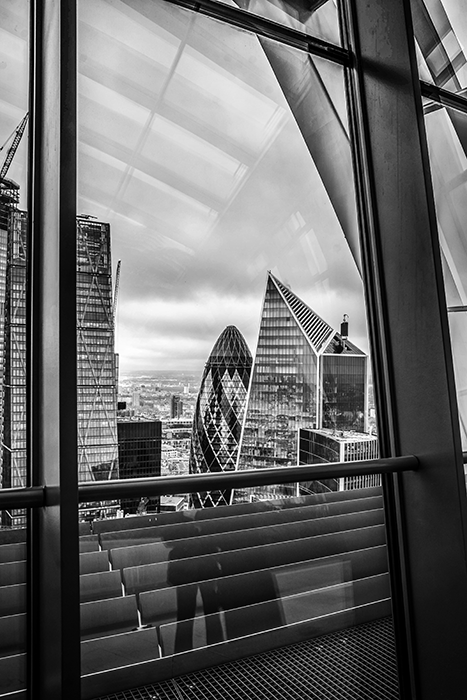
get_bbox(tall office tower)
[132,387,141,409]
[76,217,119,485]
[0,180,18,492]
[117,420,162,514]
[190,325,252,508]
[1,206,27,526]
[170,394,183,419]
[1,215,119,524]
[236,272,368,501]
[299,427,380,493]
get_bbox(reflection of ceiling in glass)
[78,1,292,235]
[214,0,341,46]
[76,0,365,370]
[0,0,367,370]
[413,0,467,91]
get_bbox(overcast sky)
[77,0,369,375]
[5,0,466,378]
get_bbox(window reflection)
[423,100,467,452]
[211,0,342,46]
[413,0,467,92]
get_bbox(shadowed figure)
[165,519,285,654]
[166,523,225,652]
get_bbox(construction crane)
[113,259,121,324]
[0,113,29,181]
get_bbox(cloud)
[116,291,262,372]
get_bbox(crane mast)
[0,113,29,182]
[113,259,121,324]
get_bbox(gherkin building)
[190,326,252,508]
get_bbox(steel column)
[28,0,80,698]
[344,0,467,697]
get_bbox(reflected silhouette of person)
[166,523,225,652]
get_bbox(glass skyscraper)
[190,325,252,507]
[1,206,27,527]
[0,180,14,486]
[0,214,119,524]
[117,419,162,514]
[76,217,119,485]
[299,427,379,492]
[236,272,368,499]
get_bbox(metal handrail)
[0,485,45,510]
[0,455,419,510]
[78,455,418,502]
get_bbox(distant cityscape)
[0,183,377,526]
[117,369,200,480]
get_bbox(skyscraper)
[190,325,252,508]
[299,427,379,492]
[170,394,183,419]
[0,181,15,485]
[117,419,162,514]
[236,272,368,499]
[76,217,119,485]
[1,205,26,525]
[1,213,119,525]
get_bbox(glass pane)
[412,0,467,92]
[215,0,342,46]
[0,0,29,693]
[423,99,467,455]
[77,1,395,697]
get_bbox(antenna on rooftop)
[341,314,349,340]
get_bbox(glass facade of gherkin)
[190,325,252,508]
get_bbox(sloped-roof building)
[237,273,367,480]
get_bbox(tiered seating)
[0,487,390,700]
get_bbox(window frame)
[1,0,465,697]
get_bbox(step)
[0,543,27,564]
[80,570,123,603]
[81,595,139,640]
[79,535,100,553]
[81,627,160,675]
[122,524,386,595]
[93,487,383,535]
[0,653,26,696]
[0,614,26,658]
[158,573,391,655]
[138,544,389,628]
[79,550,110,575]
[0,584,27,617]
[110,508,384,570]
[0,561,26,587]
[100,493,383,550]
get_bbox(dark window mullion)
[29,1,80,698]
[421,80,467,115]
[343,1,467,699]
